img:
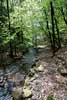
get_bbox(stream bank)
[0,48,37,100]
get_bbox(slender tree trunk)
[20,1,24,43]
[0,0,3,15]
[14,44,17,56]
[0,0,3,66]
[61,7,67,25]
[6,0,13,58]
[54,18,61,49]
[50,1,56,55]
[45,10,53,49]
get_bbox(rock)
[28,69,35,77]
[12,87,23,100]
[35,65,44,72]
[0,76,3,83]
[0,76,4,88]
[20,80,25,86]
[22,88,32,98]
[30,76,36,82]
[12,91,20,100]
[32,63,36,68]
[57,67,67,76]
[30,73,38,82]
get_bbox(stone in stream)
[7,72,25,86]
[0,76,4,88]
[12,86,32,99]
[22,87,32,98]
[20,80,25,86]
[14,72,26,86]
[12,87,23,100]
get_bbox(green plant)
[47,95,54,100]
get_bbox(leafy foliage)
[0,0,67,56]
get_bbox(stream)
[0,48,37,100]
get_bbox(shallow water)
[0,48,37,100]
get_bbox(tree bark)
[61,7,67,25]
[54,17,61,49]
[45,10,53,49]
[6,0,13,58]
[50,1,56,55]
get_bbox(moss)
[46,96,54,100]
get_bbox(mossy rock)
[22,88,32,98]
[12,91,20,100]
[12,87,23,100]
[20,80,25,86]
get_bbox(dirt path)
[26,47,67,100]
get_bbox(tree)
[6,0,13,58]
[50,1,56,55]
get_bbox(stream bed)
[0,48,37,100]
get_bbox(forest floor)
[24,47,67,100]
[0,47,67,100]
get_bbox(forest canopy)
[0,0,67,58]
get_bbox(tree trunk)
[50,1,56,55]
[6,0,13,58]
[45,10,53,49]
[54,17,61,49]
[61,7,67,25]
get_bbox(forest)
[0,0,67,100]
